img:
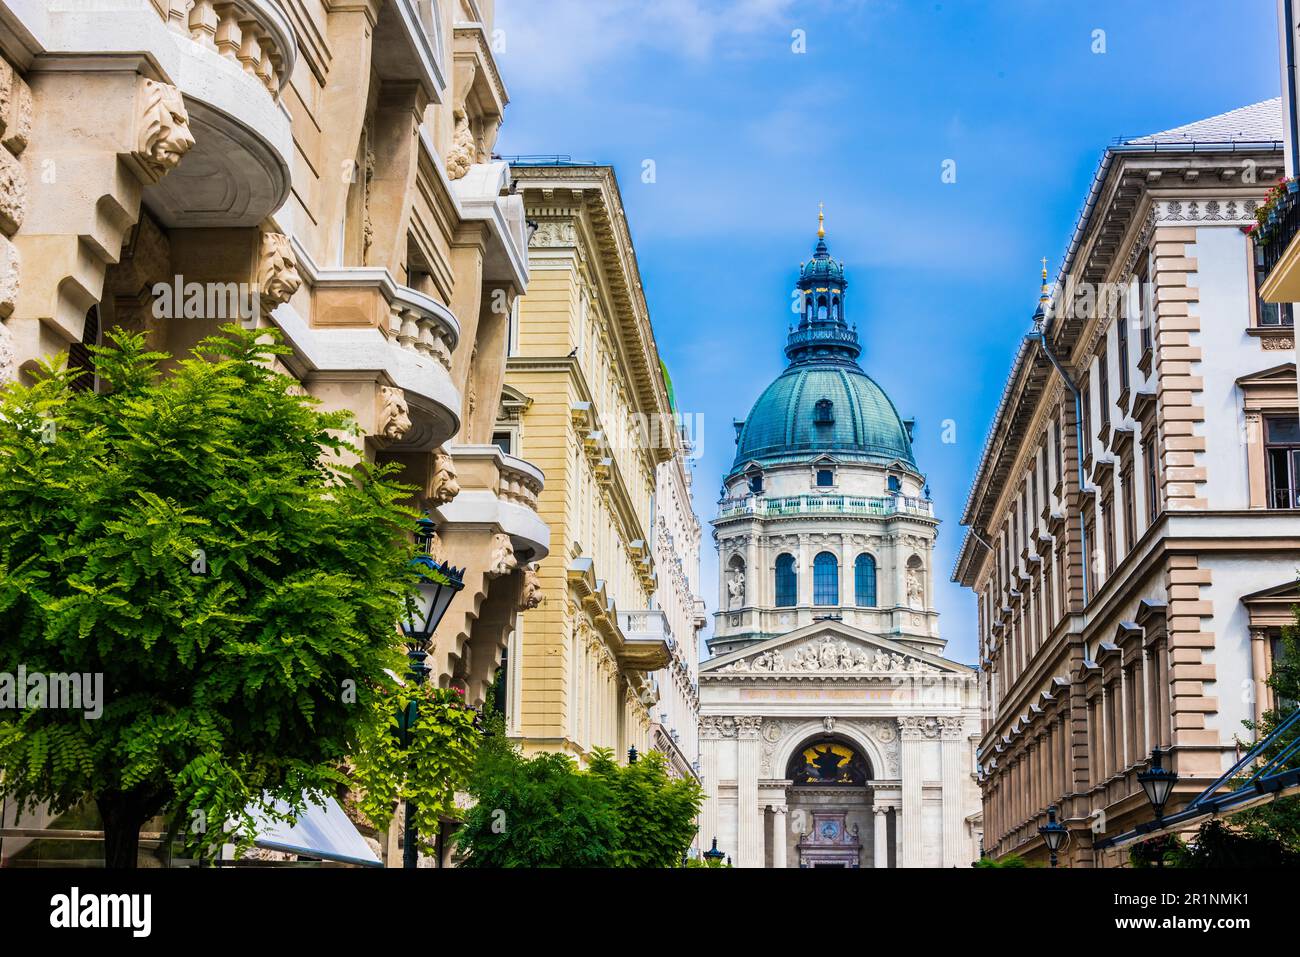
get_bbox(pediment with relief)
[703,622,970,678]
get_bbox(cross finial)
[818,202,825,238]
[1040,256,1048,281]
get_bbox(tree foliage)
[588,747,704,868]
[350,683,480,847]
[0,327,420,865]
[455,733,702,867]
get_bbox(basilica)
[698,216,982,868]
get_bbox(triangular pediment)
[701,620,973,677]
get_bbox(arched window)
[831,296,841,320]
[774,553,797,607]
[817,294,828,320]
[813,551,838,605]
[855,553,877,607]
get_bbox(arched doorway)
[781,735,874,868]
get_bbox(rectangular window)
[1255,239,1295,327]
[1121,465,1136,554]
[1117,315,1130,393]
[1053,418,1064,489]
[1041,441,1051,508]
[1143,435,1159,521]
[492,431,514,455]
[1265,415,1300,508]
[1097,352,1110,429]
[1102,502,1115,576]
[1081,383,1092,449]
[1137,259,1154,354]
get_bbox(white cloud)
[496,0,806,87]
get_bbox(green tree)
[0,327,420,867]
[455,741,620,867]
[973,852,1036,868]
[588,747,704,868]
[350,683,480,848]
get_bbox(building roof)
[1122,97,1282,146]
[729,226,917,477]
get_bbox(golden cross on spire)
[1040,256,1048,281]
[817,202,826,239]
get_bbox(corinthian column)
[873,806,889,868]
[940,716,967,867]
[699,718,720,851]
[899,715,928,867]
[770,805,788,869]
[737,717,763,867]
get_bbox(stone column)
[699,719,719,852]
[1250,628,1271,730]
[899,716,927,867]
[797,533,811,606]
[873,806,889,868]
[737,717,763,867]
[770,805,788,869]
[940,716,966,867]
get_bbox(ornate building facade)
[500,163,704,773]
[954,100,1300,866]
[699,219,981,867]
[0,0,547,866]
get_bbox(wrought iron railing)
[716,493,933,520]
[1257,188,1300,283]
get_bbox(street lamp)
[1137,748,1179,822]
[398,514,465,869]
[703,837,725,864]
[1037,804,1068,868]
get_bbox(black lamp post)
[398,514,465,869]
[1037,804,1068,868]
[1137,747,1179,821]
[703,837,725,864]
[1137,748,1180,869]
[627,746,638,764]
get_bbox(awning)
[245,795,383,868]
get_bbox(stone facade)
[0,0,545,866]
[954,100,1300,866]
[501,163,701,767]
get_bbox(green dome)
[730,365,916,476]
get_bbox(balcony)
[272,246,464,450]
[1257,186,1300,303]
[22,0,294,227]
[436,445,549,562]
[617,609,673,672]
[716,493,934,521]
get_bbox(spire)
[817,202,825,239]
[1033,256,1052,328]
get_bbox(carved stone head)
[429,447,460,505]
[137,79,196,178]
[486,532,517,579]
[519,562,544,611]
[378,386,411,441]
[258,233,302,312]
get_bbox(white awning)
[246,796,382,868]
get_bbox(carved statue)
[258,233,302,315]
[837,642,854,670]
[519,562,543,611]
[727,569,745,609]
[906,565,924,608]
[136,79,196,179]
[446,108,476,181]
[378,386,411,441]
[429,447,460,505]
[817,636,838,669]
[486,532,516,578]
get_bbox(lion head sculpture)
[429,447,460,504]
[136,79,196,178]
[258,233,302,314]
[378,386,411,441]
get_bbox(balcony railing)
[167,0,297,98]
[716,493,934,520]
[1256,188,1300,285]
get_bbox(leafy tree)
[588,747,703,867]
[0,327,420,867]
[351,683,480,848]
[973,852,1036,868]
[455,742,619,867]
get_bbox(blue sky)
[494,0,1283,664]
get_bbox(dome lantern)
[790,205,859,365]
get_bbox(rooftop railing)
[716,493,934,520]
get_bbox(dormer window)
[814,399,834,425]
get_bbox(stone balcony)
[435,444,549,563]
[716,493,934,521]
[272,247,464,451]
[617,609,673,672]
[14,0,294,230]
